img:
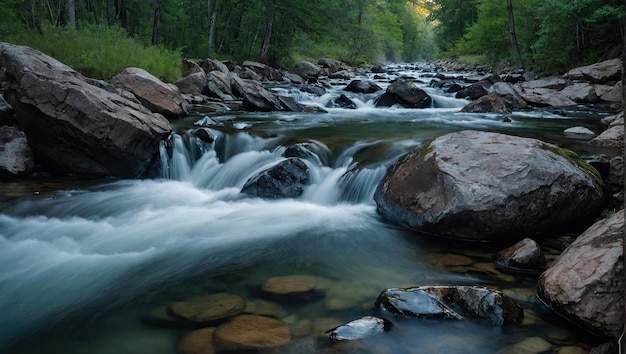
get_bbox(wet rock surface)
[376,285,524,326]
[493,238,546,274]
[262,275,317,300]
[374,130,605,242]
[241,158,310,199]
[214,314,291,351]
[177,327,217,354]
[169,293,245,323]
[537,212,624,340]
[0,125,33,178]
[324,316,392,341]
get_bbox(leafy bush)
[4,23,182,82]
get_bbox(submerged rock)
[536,212,624,340]
[374,130,605,242]
[324,316,393,341]
[169,293,245,323]
[214,314,291,351]
[375,286,524,326]
[241,158,310,199]
[177,327,217,354]
[262,275,317,300]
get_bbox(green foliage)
[4,23,182,81]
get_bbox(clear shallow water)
[1,64,613,353]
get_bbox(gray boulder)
[173,72,207,95]
[537,212,624,340]
[374,130,605,242]
[291,61,321,78]
[375,286,524,326]
[0,43,171,177]
[206,71,235,100]
[201,58,230,75]
[230,74,282,111]
[111,67,187,119]
[488,82,527,109]
[0,125,34,178]
[563,58,622,84]
[324,316,392,342]
[0,93,13,125]
[560,82,599,103]
[590,112,623,150]
[344,80,382,94]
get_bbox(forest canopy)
[0,0,623,79]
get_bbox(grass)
[4,23,182,82]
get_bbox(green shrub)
[4,23,182,82]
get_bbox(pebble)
[177,327,216,354]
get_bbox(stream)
[0,64,615,353]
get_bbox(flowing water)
[0,64,614,353]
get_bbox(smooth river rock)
[214,314,291,351]
[0,125,33,178]
[536,211,624,340]
[177,327,217,354]
[241,158,310,199]
[374,130,605,242]
[169,293,245,323]
[0,42,172,177]
[376,285,524,326]
[493,238,546,274]
[261,274,317,300]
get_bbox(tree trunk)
[258,11,274,63]
[217,4,234,54]
[350,0,366,63]
[621,2,626,352]
[151,5,160,46]
[115,0,127,29]
[506,0,524,69]
[63,0,76,28]
[208,0,219,56]
[107,0,115,26]
[248,20,261,59]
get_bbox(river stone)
[181,58,203,76]
[488,82,527,109]
[177,327,217,354]
[426,253,473,267]
[173,72,207,95]
[291,61,321,78]
[111,67,187,118]
[460,94,511,114]
[498,337,552,354]
[374,130,605,242]
[241,158,309,199]
[493,238,546,274]
[385,79,432,108]
[214,314,291,351]
[229,74,282,111]
[201,58,230,75]
[0,43,172,177]
[536,211,624,340]
[324,316,392,341]
[169,293,245,323]
[560,82,599,103]
[590,112,623,150]
[344,80,382,94]
[262,275,317,299]
[563,58,622,84]
[375,286,524,326]
[455,82,488,100]
[564,126,595,135]
[0,125,34,178]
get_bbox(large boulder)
[375,286,524,326]
[291,61,321,78]
[229,74,282,111]
[460,94,511,114]
[173,72,207,95]
[0,125,34,178]
[536,212,624,340]
[380,79,432,108]
[374,130,605,242]
[344,80,382,94]
[0,93,14,125]
[590,112,624,150]
[111,67,187,118]
[0,43,171,177]
[488,82,527,109]
[563,58,622,84]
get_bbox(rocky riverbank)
[0,42,623,352]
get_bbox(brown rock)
[0,43,171,177]
[214,314,291,351]
[262,275,317,299]
[537,212,624,340]
[169,293,245,323]
[494,238,546,273]
[177,327,217,354]
[111,67,186,118]
[460,94,511,114]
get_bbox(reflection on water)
[1,64,613,353]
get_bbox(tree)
[506,0,523,69]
